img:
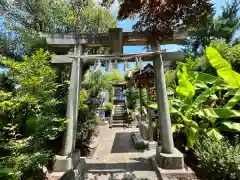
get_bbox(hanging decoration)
[124,60,129,71]
[135,57,140,69]
[105,60,108,72]
[92,60,97,70]
[94,59,101,72]
[108,60,113,72]
[139,57,143,74]
[114,57,118,69]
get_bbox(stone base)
[156,146,184,169]
[149,154,196,180]
[148,141,157,150]
[58,157,86,180]
[53,150,81,172]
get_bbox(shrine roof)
[133,63,154,76]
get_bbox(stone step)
[114,110,125,113]
[113,114,127,117]
[113,116,126,119]
[112,119,124,122]
[111,124,125,128]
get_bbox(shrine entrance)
[42,28,193,179]
[112,83,127,105]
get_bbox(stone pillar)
[152,44,174,154]
[72,44,83,151]
[53,45,83,172]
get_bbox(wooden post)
[152,43,174,154]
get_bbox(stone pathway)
[84,125,158,180]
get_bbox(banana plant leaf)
[187,126,198,147]
[223,88,239,98]
[172,124,184,133]
[147,101,158,109]
[206,47,240,88]
[220,121,240,132]
[192,86,217,107]
[176,66,195,100]
[197,108,240,119]
[206,128,222,141]
[223,89,240,109]
[195,72,220,84]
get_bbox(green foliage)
[124,87,139,109]
[165,70,177,88]
[171,47,240,148]
[105,69,125,84]
[0,50,67,179]
[0,72,15,92]
[206,47,240,88]
[0,0,116,57]
[185,0,240,55]
[82,69,111,97]
[103,102,113,111]
[195,136,240,180]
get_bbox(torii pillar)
[53,44,84,172]
[151,42,184,170]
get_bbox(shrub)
[103,102,113,111]
[194,136,240,180]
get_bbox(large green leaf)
[192,86,217,107]
[206,128,222,141]
[172,124,184,133]
[198,108,240,119]
[195,72,220,84]
[187,127,198,147]
[147,101,158,109]
[178,111,198,128]
[223,88,239,98]
[176,66,195,100]
[223,89,240,109]
[220,121,240,132]
[206,47,240,88]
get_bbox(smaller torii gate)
[41,28,187,173]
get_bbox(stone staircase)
[110,105,128,128]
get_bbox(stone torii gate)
[41,28,187,173]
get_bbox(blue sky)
[110,0,240,74]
